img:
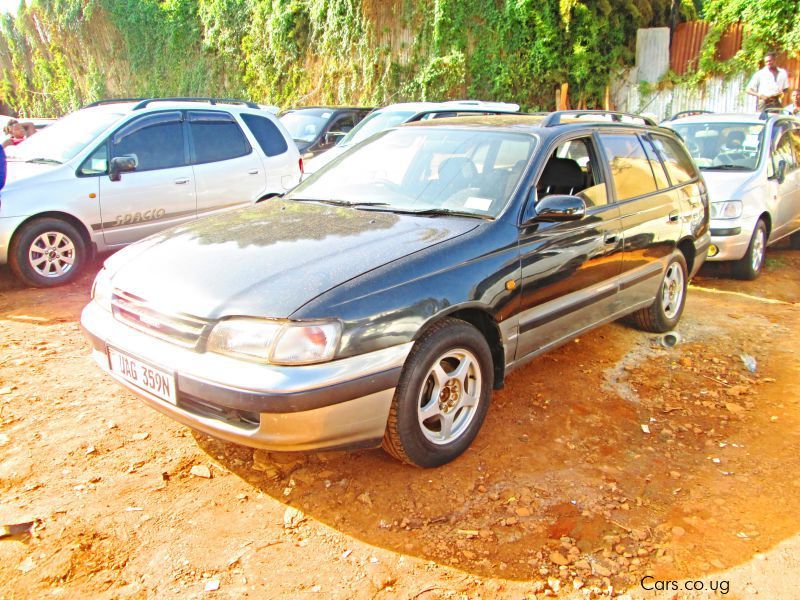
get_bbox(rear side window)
[241,114,289,157]
[651,135,698,185]
[188,111,250,164]
[598,134,658,201]
[111,111,185,172]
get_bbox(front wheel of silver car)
[732,219,767,281]
[382,318,493,468]
[629,253,688,333]
[9,217,87,287]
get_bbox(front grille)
[111,290,209,349]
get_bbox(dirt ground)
[1,246,799,600]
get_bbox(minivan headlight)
[91,268,112,312]
[709,200,743,220]
[206,318,341,365]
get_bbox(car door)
[98,111,196,246]
[598,132,684,310]
[515,134,624,360]
[769,125,800,239]
[187,110,266,217]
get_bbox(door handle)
[604,233,618,244]
[668,210,680,223]
[248,169,260,175]
[174,178,190,185]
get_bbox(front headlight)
[91,268,112,312]
[206,318,341,365]
[710,200,743,220]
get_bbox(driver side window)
[772,133,797,176]
[537,137,608,207]
[110,112,185,172]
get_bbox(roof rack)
[83,98,147,108]
[132,97,260,110]
[662,109,713,122]
[541,110,657,127]
[442,100,520,112]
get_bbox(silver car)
[665,112,800,279]
[0,98,301,286]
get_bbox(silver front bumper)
[708,217,757,262]
[81,300,412,451]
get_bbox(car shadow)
[193,306,800,588]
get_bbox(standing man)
[746,52,789,111]
[785,89,800,116]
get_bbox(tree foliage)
[0,0,697,116]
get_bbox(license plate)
[108,347,176,404]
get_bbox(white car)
[303,100,520,175]
[0,98,301,286]
[665,112,800,279]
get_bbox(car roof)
[376,100,521,114]
[283,106,373,113]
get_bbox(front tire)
[732,219,767,280]
[789,230,800,250]
[382,318,493,468]
[9,218,87,287]
[630,253,688,333]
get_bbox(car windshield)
[279,111,331,143]
[6,108,125,164]
[670,122,764,171]
[338,109,417,147]
[287,127,536,218]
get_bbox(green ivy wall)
[0,0,690,117]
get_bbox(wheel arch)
[10,211,94,255]
[415,306,506,389]
[676,237,696,276]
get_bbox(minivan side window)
[598,134,659,201]
[772,132,797,176]
[650,135,698,186]
[241,114,289,157]
[111,112,185,172]
[188,111,251,164]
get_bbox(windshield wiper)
[25,157,62,165]
[289,198,390,208]
[703,164,749,171]
[365,206,491,219]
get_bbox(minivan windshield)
[670,122,765,171]
[338,109,416,147]
[7,108,125,164]
[288,127,536,218]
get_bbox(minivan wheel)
[9,218,87,287]
[630,253,688,333]
[382,318,493,468]
[732,219,767,280]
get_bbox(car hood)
[3,160,61,188]
[107,200,479,319]
[700,170,759,202]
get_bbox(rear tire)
[732,219,767,280]
[382,318,493,468]
[630,253,688,333]
[9,218,87,287]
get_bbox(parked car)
[663,111,800,279]
[279,106,372,159]
[0,97,301,287]
[81,111,709,467]
[303,100,521,175]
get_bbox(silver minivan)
[0,98,301,286]
[665,112,800,279]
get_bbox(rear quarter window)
[241,114,289,157]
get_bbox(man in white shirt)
[746,52,789,111]
[784,89,800,116]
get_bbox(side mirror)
[531,194,586,222]
[776,158,787,183]
[109,155,137,182]
[324,131,345,146]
